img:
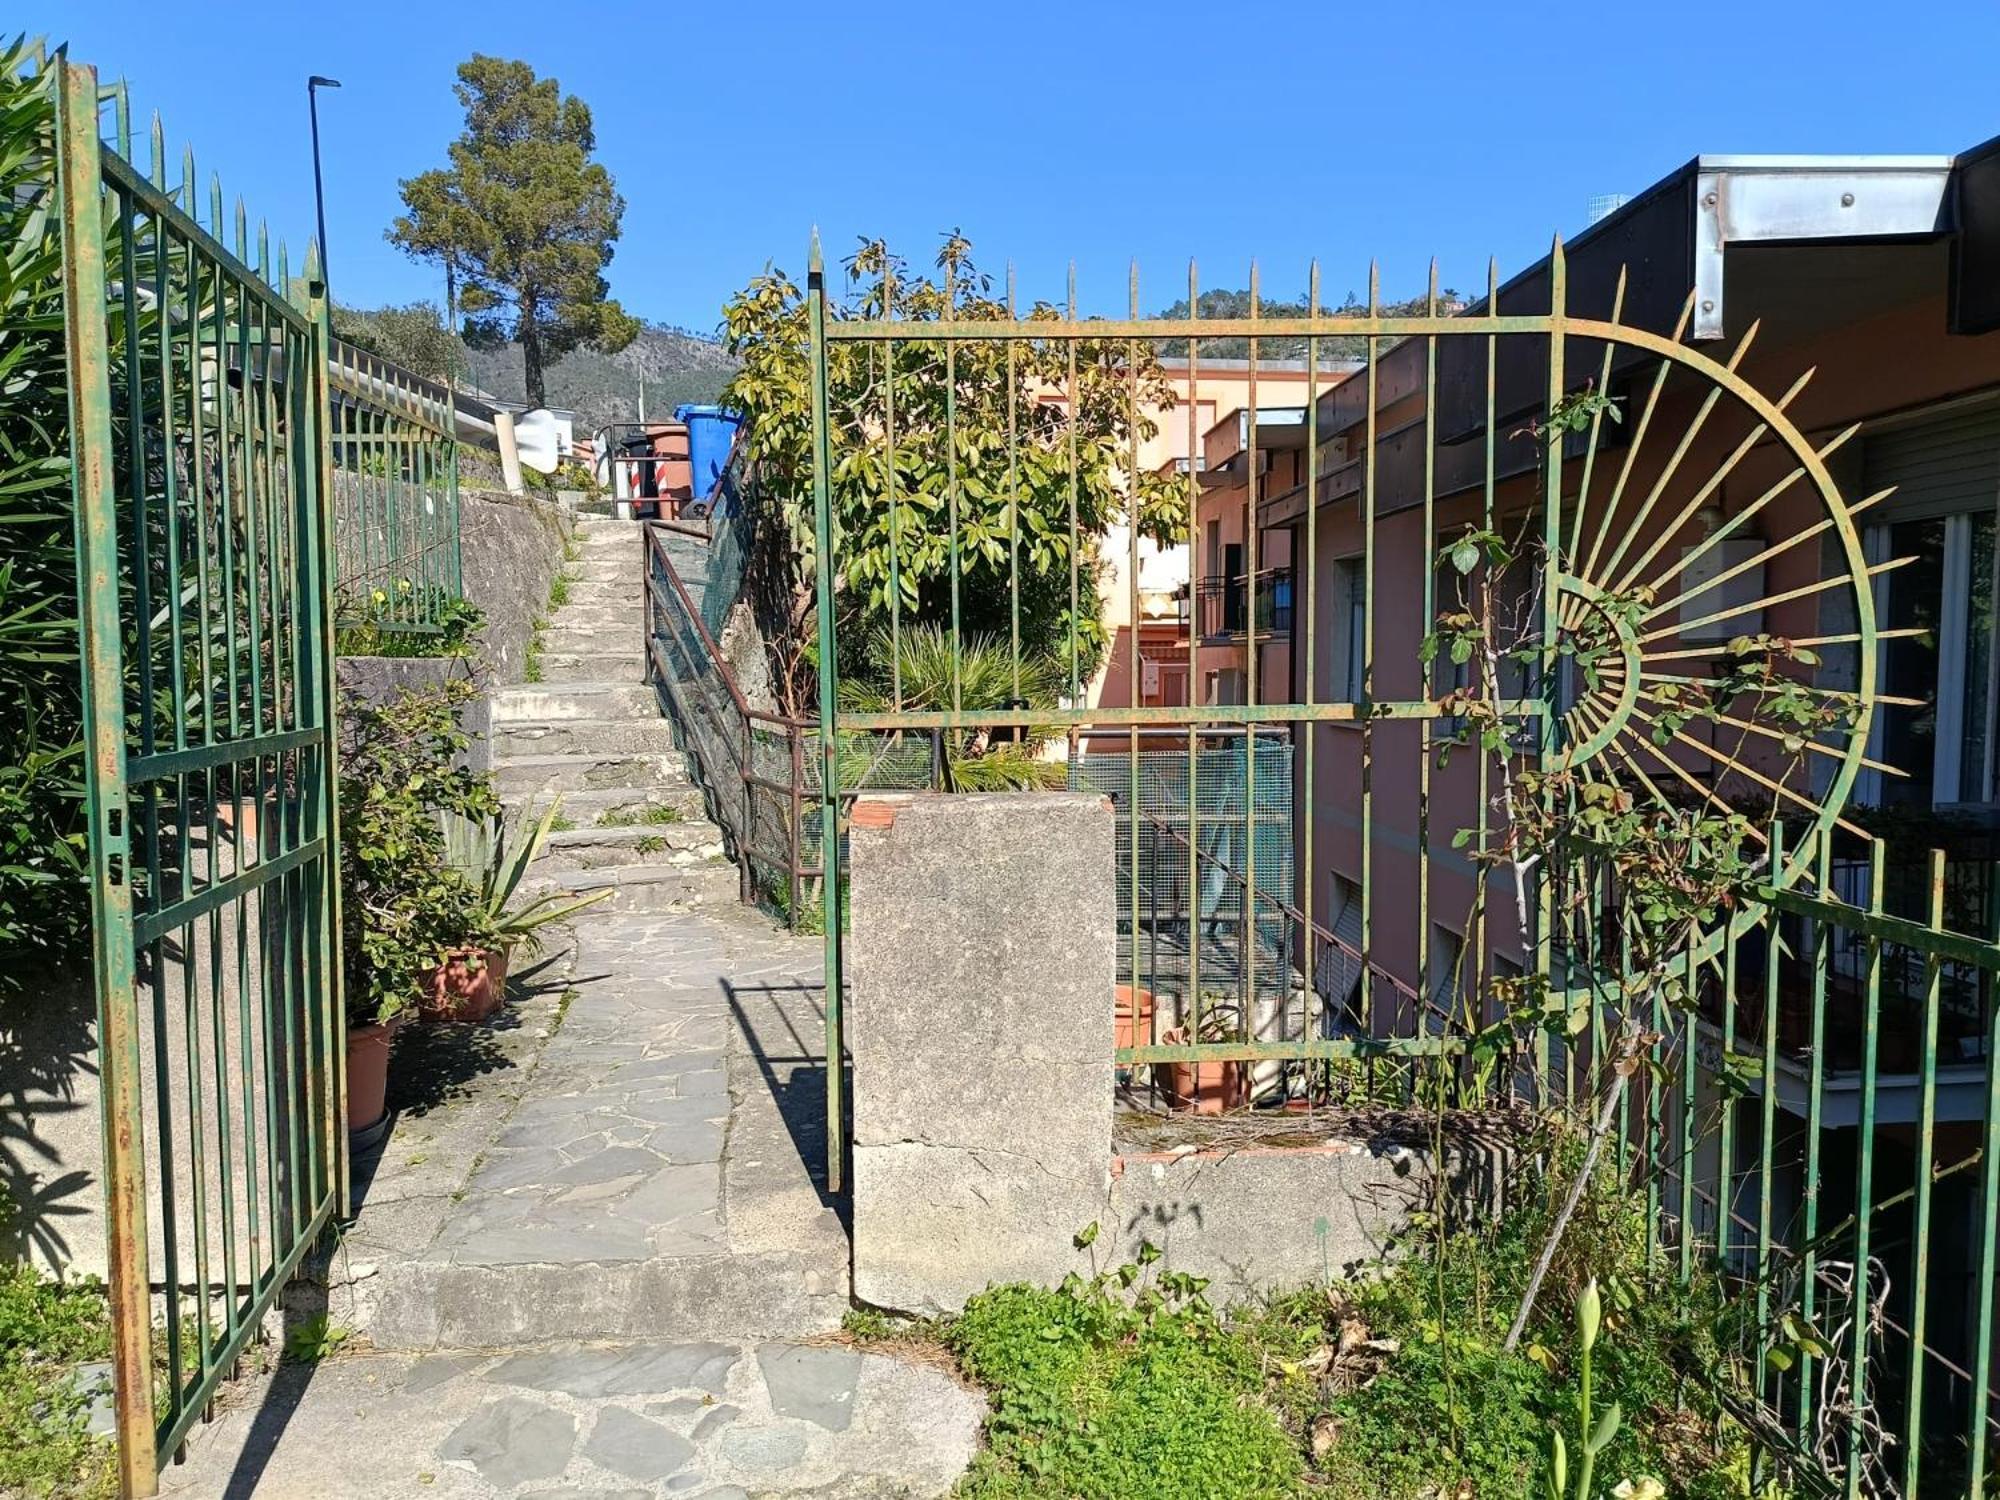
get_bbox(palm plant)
[837,624,1066,792]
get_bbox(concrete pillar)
[847,792,1115,1315]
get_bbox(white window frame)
[1860,511,2000,809]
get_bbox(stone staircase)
[492,517,737,914]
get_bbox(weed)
[596,803,683,828]
[547,814,577,833]
[0,1263,115,1498]
[548,570,575,609]
[634,835,666,855]
[552,984,580,1030]
[282,1315,350,1365]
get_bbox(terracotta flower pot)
[419,946,509,1024]
[1114,984,1156,1050]
[346,1022,394,1135]
[1152,1024,1244,1115]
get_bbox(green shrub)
[338,681,498,1026]
[0,38,89,989]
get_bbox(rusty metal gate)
[55,59,345,1496]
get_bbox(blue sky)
[45,1,2000,332]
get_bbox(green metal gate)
[55,59,345,1496]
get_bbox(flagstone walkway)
[162,903,983,1499]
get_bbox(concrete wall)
[847,791,1469,1315]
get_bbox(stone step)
[546,606,654,632]
[537,650,646,683]
[538,820,728,870]
[493,683,659,722]
[518,859,741,916]
[528,784,709,827]
[492,752,691,801]
[493,716,682,757]
[563,581,643,607]
[369,1248,842,1350]
[541,627,645,658]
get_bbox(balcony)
[1196,567,1293,643]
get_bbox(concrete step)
[369,1248,841,1350]
[538,820,728,870]
[546,606,653,632]
[492,752,690,801]
[536,650,646,683]
[563,581,643,608]
[493,683,658,722]
[518,859,741,915]
[492,716,682,757]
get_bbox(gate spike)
[1368,260,1379,313]
[149,112,164,187]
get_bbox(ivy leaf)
[1450,539,1481,575]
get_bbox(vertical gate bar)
[1800,829,1833,1440]
[1128,263,1142,1033]
[57,57,157,1499]
[1754,826,1783,1408]
[1300,263,1317,1066]
[1006,265,1020,700]
[1476,259,1496,1090]
[1717,906,1739,1264]
[1537,239,1565,1099]
[1677,926,1696,1282]
[1965,881,2000,1500]
[304,253,350,1220]
[806,237,845,1192]
[1185,261,1201,1047]
[1243,267,1259,1041]
[882,270,902,707]
[1359,265,1378,1038]
[1845,841,1886,1494]
[1416,264,1435,1060]
[1066,264,1080,707]
[1901,848,1945,1498]
[943,255,962,715]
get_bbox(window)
[1427,925,1464,1035]
[1331,557,1366,703]
[1315,874,1365,1032]
[1862,403,2000,807]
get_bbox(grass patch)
[0,1263,115,1499]
[949,1263,1300,1500]
[596,803,683,828]
[634,835,666,856]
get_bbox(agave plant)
[449,798,611,957]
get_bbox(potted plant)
[1153,996,1246,1114]
[422,800,610,1023]
[338,682,498,1138]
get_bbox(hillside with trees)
[333,303,738,435]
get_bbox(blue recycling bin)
[675,403,742,504]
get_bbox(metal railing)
[793,232,1998,1495]
[1196,566,1293,640]
[327,339,463,633]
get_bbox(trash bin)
[675,403,743,503]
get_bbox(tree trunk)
[520,310,546,409]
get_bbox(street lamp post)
[307,75,341,290]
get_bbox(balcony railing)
[1196,567,1293,642]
